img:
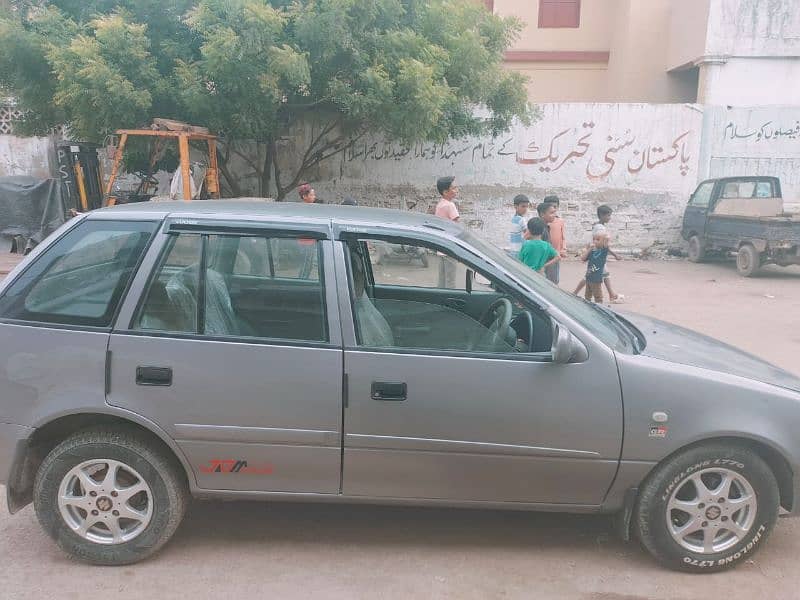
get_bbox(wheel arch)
[615,435,793,541]
[737,239,767,253]
[7,411,194,514]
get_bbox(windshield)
[460,230,638,353]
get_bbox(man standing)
[434,176,459,287]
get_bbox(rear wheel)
[736,244,760,277]
[34,428,188,565]
[634,443,779,572]
[687,235,706,263]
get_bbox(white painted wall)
[707,0,800,57]
[706,105,800,211]
[699,57,800,106]
[0,135,52,178]
[305,103,704,252]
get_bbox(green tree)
[0,0,530,199]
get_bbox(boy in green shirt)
[519,217,560,274]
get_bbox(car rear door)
[108,219,343,494]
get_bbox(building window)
[539,0,581,28]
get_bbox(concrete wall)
[300,103,703,253]
[705,105,800,211]
[606,0,693,103]
[0,135,52,179]
[498,0,616,52]
[513,63,609,103]
[667,0,711,70]
[498,0,701,103]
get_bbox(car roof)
[94,199,463,236]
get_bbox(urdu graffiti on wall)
[515,122,693,181]
[344,137,516,163]
[724,120,800,142]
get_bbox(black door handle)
[136,366,173,386]
[371,382,407,401]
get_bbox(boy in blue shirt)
[507,194,530,258]
[519,217,560,274]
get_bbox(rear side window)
[135,232,328,342]
[0,220,157,327]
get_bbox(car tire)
[687,235,706,263]
[736,244,760,277]
[33,428,189,565]
[634,443,779,573]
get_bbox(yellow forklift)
[103,119,221,205]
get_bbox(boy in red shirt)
[543,195,566,284]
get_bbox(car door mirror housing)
[551,323,588,364]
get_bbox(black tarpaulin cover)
[0,176,66,246]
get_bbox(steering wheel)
[515,310,534,352]
[469,297,513,351]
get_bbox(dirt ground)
[1,257,800,600]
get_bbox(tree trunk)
[261,138,273,198]
[217,142,242,197]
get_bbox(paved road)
[1,258,800,599]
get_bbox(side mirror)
[551,323,588,364]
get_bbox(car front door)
[108,220,343,494]
[683,180,715,240]
[335,235,623,506]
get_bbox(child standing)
[519,217,560,274]
[574,204,624,302]
[535,201,560,284]
[507,194,530,258]
[581,232,621,303]
[543,195,566,283]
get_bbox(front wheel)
[634,443,779,572]
[33,428,189,565]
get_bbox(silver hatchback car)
[1,201,799,571]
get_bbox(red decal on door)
[200,459,273,474]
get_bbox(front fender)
[617,353,800,473]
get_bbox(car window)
[690,182,714,207]
[233,237,320,281]
[754,181,773,198]
[136,233,202,334]
[460,230,636,354]
[368,240,467,290]
[136,232,327,342]
[0,219,156,327]
[347,240,549,355]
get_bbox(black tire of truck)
[687,235,706,263]
[736,244,761,277]
[33,428,189,566]
[634,443,779,573]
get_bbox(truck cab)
[681,176,800,276]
